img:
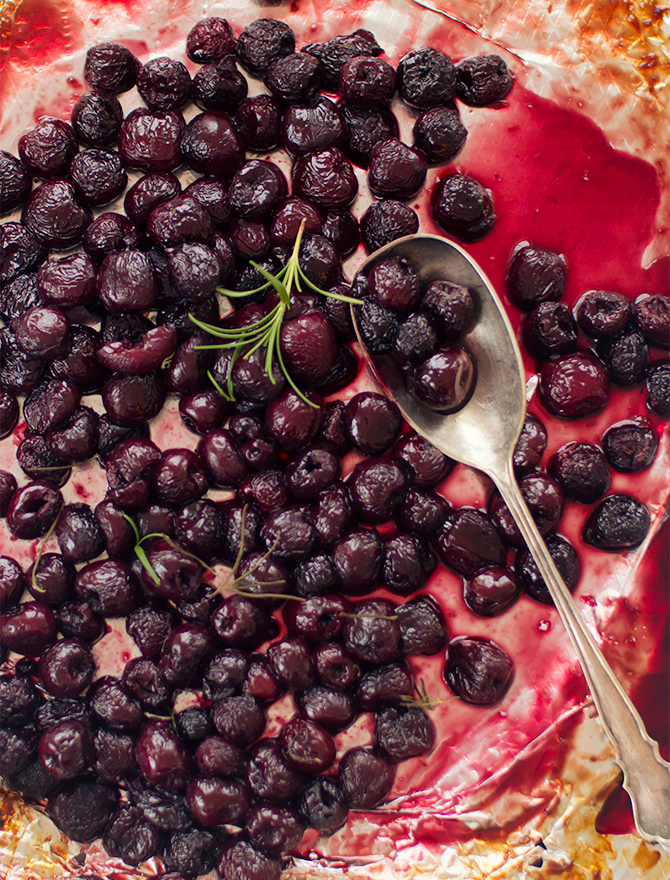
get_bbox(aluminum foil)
[0,0,668,877]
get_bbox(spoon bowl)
[352,233,670,845]
[352,234,525,477]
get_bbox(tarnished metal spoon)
[351,233,670,845]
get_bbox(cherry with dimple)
[444,636,514,705]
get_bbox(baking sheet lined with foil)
[0,0,669,877]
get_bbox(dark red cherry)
[356,661,413,710]
[455,55,514,106]
[118,108,184,173]
[634,294,669,347]
[647,362,670,415]
[187,16,236,63]
[235,95,282,152]
[413,104,467,163]
[603,419,659,473]
[141,538,203,602]
[444,636,514,705]
[6,481,63,539]
[397,46,456,107]
[549,442,610,503]
[236,18,295,75]
[368,255,420,314]
[38,719,93,780]
[598,329,649,387]
[523,302,578,360]
[245,803,305,857]
[313,643,359,689]
[339,747,395,808]
[411,344,476,413]
[88,675,143,733]
[368,139,427,200]
[137,56,192,111]
[218,840,281,880]
[0,601,57,655]
[71,92,123,147]
[348,458,408,524]
[436,508,505,578]
[0,149,31,214]
[75,558,138,617]
[299,777,348,834]
[102,373,166,426]
[181,111,245,179]
[84,42,140,93]
[298,684,357,732]
[0,389,19,440]
[54,503,105,563]
[539,351,610,418]
[397,595,448,655]
[332,527,381,595]
[18,117,77,179]
[292,146,358,209]
[506,245,567,311]
[513,413,548,475]
[374,705,435,763]
[265,52,322,104]
[344,391,401,455]
[0,556,23,610]
[48,777,119,843]
[393,433,453,487]
[576,290,632,339]
[211,695,266,746]
[135,720,192,791]
[22,179,92,249]
[383,531,435,595]
[515,534,580,604]
[195,735,243,778]
[37,251,97,308]
[464,567,521,617]
[342,598,400,664]
[280,716,335,774]
[432,173,495,243]
[68,148,127,206]
[38,639,95,698]
[583,494,651,551]
[339,56,395,105]
[14,305,69,360]
[102,806,162,867]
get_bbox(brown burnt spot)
[567,0,670,95]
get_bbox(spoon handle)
[495,462,670,845]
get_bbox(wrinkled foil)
[0,0,669,877]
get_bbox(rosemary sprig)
[123,514,219,586]
[123,514,160,585]
[401,676,453,712]
[212,505,305,604]
[190,219,363,408]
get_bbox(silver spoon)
[351,233,670,845]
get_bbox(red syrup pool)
[0,6,667,869]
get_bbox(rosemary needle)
[189,220,362,407]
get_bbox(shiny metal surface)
[352,233,670,845]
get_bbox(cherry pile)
[356,255,477,412]
[0,14,667,880]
